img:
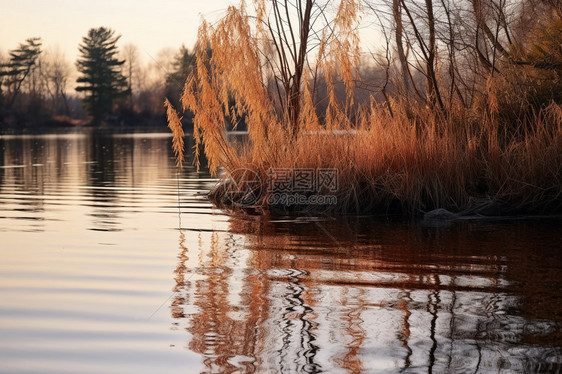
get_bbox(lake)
[0,130,561,373]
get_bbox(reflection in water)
[173,218,562,373]
[0,131,203,233]
[1,131,561,373]
[0,131,215,373]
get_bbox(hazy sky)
[0,0,237,62]
[1,0,382,68]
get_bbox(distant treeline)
[2,0,561,134]
[0,27,196,129]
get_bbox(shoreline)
[208,177,562,219]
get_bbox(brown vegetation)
[167,0,562,216]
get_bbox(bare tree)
[122,43,140,110]
[134,47,172,116]
[255,0,354,137]
[40,47,72,115]
[176,0,362,174]
[392,0,411,92]
[0,48,6,117]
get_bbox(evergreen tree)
[164,45,196,119]
[0,37,42,110]
[76,27,128,122]
[166,44,195,88]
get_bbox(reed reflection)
[173,229,271,373]
[173,217,562,373]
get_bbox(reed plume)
[167,0,562,216]
[165,99,185,168]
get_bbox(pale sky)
[0,0,382,67]
[0,0,237,62]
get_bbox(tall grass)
[168,1,562,216]
[172,95,562,215]
[218,99,562,215]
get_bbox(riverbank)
[167,3,561,218]
[203,102,562,217]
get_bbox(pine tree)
[0,37,42,109]
[167,44,195,88]
[76,27,128,123]
[164,45,196,120]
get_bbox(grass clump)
[168,0,562,216]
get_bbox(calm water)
[0,131,561,374]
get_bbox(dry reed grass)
[167,1,562,216]
[226,100,562,215]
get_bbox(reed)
[167,0,562,216]
[165,99,185,168]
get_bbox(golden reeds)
[165,99,185,168]
[168,0,562,216]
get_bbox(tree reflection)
[172,217,562,373]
